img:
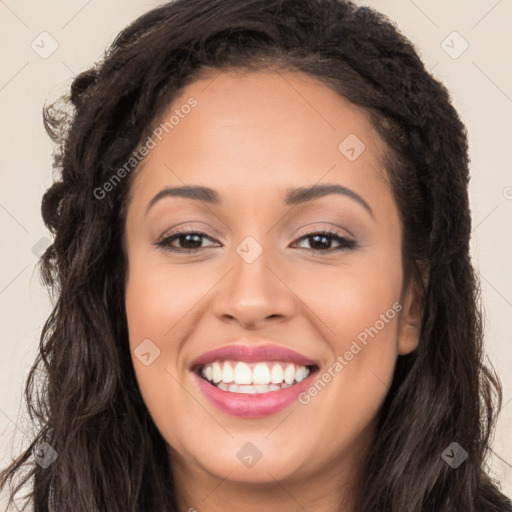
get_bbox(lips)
[190,342,319,369]
[189,340,320,417]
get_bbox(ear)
[397,271,423,355]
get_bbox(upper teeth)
[200,361,310,386]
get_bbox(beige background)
[1,0,511,505]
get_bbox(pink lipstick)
[190,342,319,418]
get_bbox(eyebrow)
[285,183,373,217]
[145,183,374,218]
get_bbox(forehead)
[127,68,389,213]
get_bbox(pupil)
[311,234,329,250]
[181,234,202,248]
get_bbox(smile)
[198,360,312,393]
[189,342,320,417]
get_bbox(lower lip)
[192,370,317,418]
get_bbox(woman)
[1,0,510,510]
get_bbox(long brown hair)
[2,0,511,510]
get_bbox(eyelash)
[155,227,356,254]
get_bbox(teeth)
[222,362,234,383]
[199,360,312,392]
[234,362,252,385]
[212,362,223,383]
[222,383,290,394]
[238,385,256,394]
[295,366,309,382]
[284,364,295,385]
[253,363,270,385]
[270,364,284,384]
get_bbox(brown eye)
[291,230,356,252]
[156,229,220,252]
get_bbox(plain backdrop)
[1,0,511,505]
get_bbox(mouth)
[193,360,319,394]
[189,343,320,417]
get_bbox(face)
[124,69,420,497]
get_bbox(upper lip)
[190,339,319,370]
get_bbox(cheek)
[125,264,202,451]
[124,247,200,342]
[290,246,403,347]
[124,252,187,412]
[293,254,403,434]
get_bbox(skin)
[124,68,422,512]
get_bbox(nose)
[212,249,297,330]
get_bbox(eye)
[291,229,356,252]
[155,228,220,253]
